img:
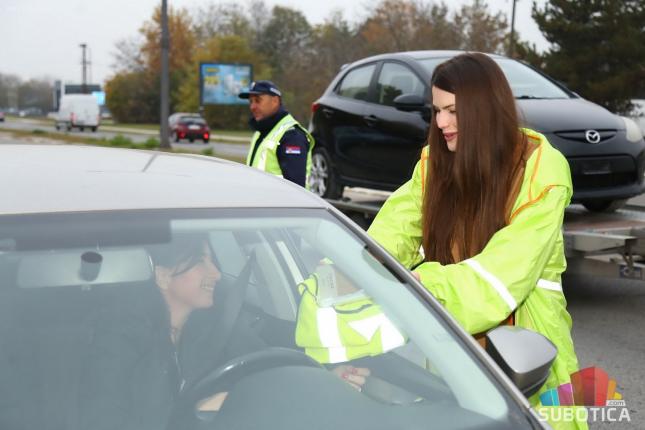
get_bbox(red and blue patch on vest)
[284,145,302,155]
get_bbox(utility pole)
[159,0,171,149]
[508,0,518,58]
[79,43,90,93]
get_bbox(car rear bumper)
[174,130,210,139]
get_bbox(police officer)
[238,81,314,188]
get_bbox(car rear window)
[180,117,206,125]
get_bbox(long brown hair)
[422,53,527,264]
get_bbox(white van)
[55,94,100,132]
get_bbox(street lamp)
[508,0,518,58]
[159,0,170,149]
[79,43,89,94]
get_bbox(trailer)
[328,189,645,283]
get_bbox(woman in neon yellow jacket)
[367,53,586,430]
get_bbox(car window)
[376,62,426,107]
[0,208,529,430]
[419,57,570,99]
[336,64,376,101]
[179,117,206,125]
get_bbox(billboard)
[200,63,253,105]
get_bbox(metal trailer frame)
[564,227,645,282]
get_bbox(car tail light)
[203,133,209,140]
[311,102,320,113]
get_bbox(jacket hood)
[518,98,624,133]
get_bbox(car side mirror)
[394,94,432,122]
[485,326,557,398]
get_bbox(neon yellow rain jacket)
[367,129,586,430]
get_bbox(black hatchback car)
[309,50,645,212]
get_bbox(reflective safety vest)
[295,274,407,364]
[246,113,315,185]
[367,129,587,430]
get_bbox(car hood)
[518,98,624,133]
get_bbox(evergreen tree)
[533,0,645,113]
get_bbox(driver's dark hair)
[147,233,215,275]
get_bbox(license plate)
[582,161,611,175]
[188,125,200,130]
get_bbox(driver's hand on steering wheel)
[332,365,370,391]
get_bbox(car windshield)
[419,57,571,100]
[0,208,529,430]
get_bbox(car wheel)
[203,139,209,144]
[66,124,72,132]
[582,199,627,213]
[91,126,97,132]
[79,127,84,132]
[188,138,194,143]
[309,148,343,199]
[55,124,60,131]
[172,132,180,143]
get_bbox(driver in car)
[79,234,368,430]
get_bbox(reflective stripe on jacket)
[246,113,315,185]
[367,129,587,430]
[294,274,406,364]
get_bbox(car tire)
[91,126,97,132]
[172,132,180,143]
[79,127,84,132]
[66,124,72,132]
[203,138,209,144]
[309,147,343,199]
[188,138,194,143]
[582,199,627,213]
[55,124,60,131]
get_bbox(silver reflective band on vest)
[295,274,407,364]
[537,279,563,292]
[349,314,406,352]
[464,259,517,311]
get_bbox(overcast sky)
[2,0,548,85]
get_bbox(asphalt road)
[559,193,645,430]
[564,275,644,429]
[0,117,248,159]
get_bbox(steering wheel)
[166,348,323,430]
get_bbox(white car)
[0,144,553,430]
[630,99,645,135]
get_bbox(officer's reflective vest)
[246,113,315,186]
[295,274,407,364]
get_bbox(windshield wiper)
[515,95,545,100]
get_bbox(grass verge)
[0,127,245,163]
